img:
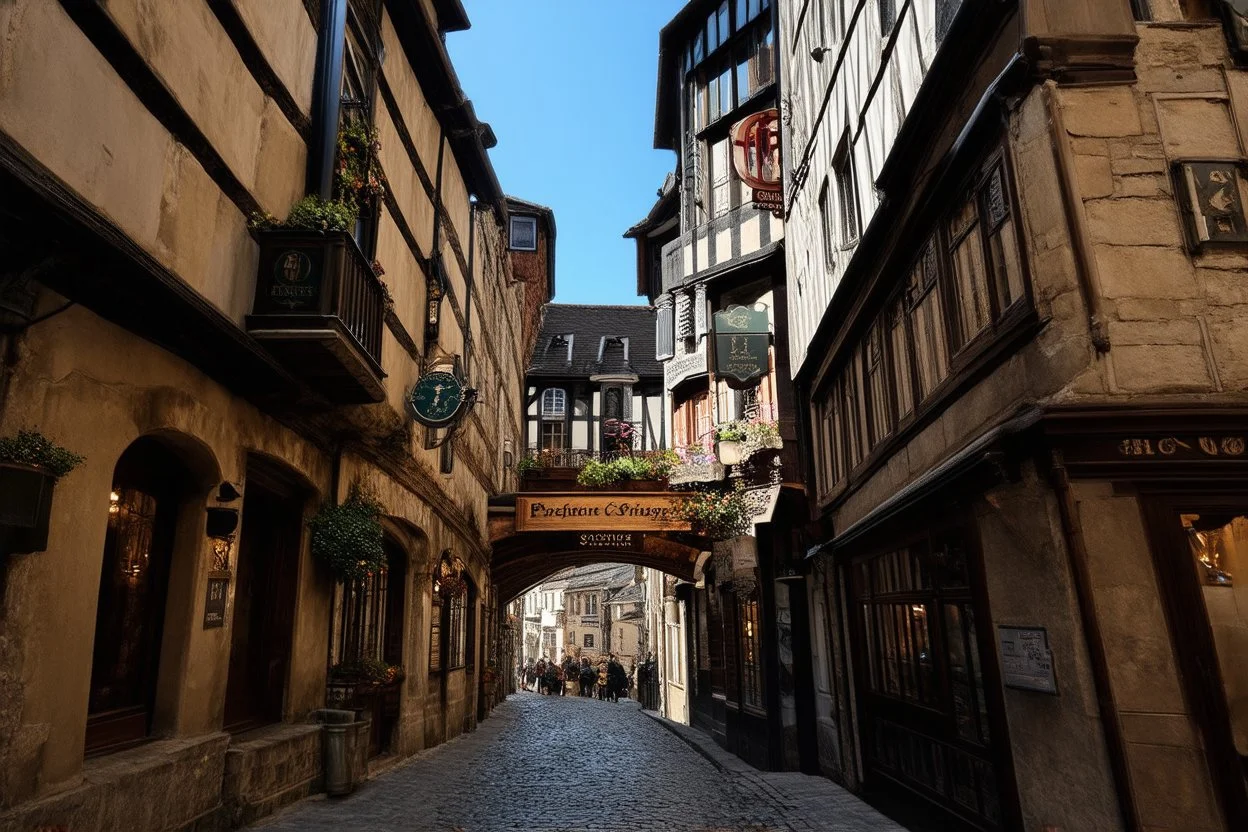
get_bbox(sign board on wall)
[515,495,691,532]
[998,626,1058,694]
[665,343,708,389]
[203,573,229,629]
[713,305,771,387]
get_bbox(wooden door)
[223,478,301,733]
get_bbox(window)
[339,0,384,257]
[656,298,675,360]
[834,141,860,246]
[584,633,595,648]
[509,215,538,251]
[813,153,1025,490]
[540,388,566,419]
[590,594,599,615]
[819,178,835,269]
[429,600,442,672]
[571,630,576,645]
[739,595,763,709]
[690,5,774,132]
[446,592,466,669]
[878,0,897,36]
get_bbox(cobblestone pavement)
[254,692,906,832]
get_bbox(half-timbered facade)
[780,1,1248,829]
[0,2,548,828]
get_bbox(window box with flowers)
[669,445,726,486]
[673,482,751,541]
[0,430,85,555]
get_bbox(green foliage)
[516,453,546,478]
[309,484,385,582]
[643,449,681,479]
[576,458,619,488]
[743,419,781,444]
[609,455,652,481]
[336,119,386,205]
[330,657,403,685]
[283,195,359,232]
[715,422,747,442]
[674,483,751,541]
[0,430,85,479]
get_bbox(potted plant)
[673,483,751,541]
[0,430,85,554]
[740,418,783,461]
[715,422,748,466]
[308,484,386,582]
[576,458,622,489]
[516,453,546,480]
[436,569,468,602]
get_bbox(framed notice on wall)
[203,572,229,629]
[998,626,1058,695]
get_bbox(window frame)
[834,138,861,249]
[509,215,539,251]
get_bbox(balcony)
[246,230,387,404]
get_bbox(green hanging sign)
[713,306,770,387]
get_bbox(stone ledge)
[222,723,324,828]
[0,733,229,832]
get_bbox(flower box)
[0,463,56,554]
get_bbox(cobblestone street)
[254,693,906,832]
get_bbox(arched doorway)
[85,437,199,755]
[223,458,307,732]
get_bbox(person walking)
[607,654,627,703]
[579,658,595,697]
[535,658,547,694]
[596,659,608,701]
[561,655,577,696]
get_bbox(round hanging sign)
[408,371,465,427]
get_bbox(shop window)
[739,595,764,709]
[853,538,1000,827]
[1183,512,1248,756]
[509,215,538,251]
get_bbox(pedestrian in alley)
[543,660,560,695]
[596,659,608,700]
[561,655,577,696]
[525,661,537,692]
[608,654,627,702]
[579,658,595,697]
[535,658,547,694]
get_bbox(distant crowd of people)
[519,654,632,702]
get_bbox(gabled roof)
[564,563,636,590]
[528,304,661,379]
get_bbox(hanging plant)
[437,570,468,601]
[336,118,387,205]
[330,657,403,685]
[308,484,385,582]
[674,483,751,541]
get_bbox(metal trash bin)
[320,708,358,796]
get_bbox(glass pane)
[911,603,935,704]
[945,604,978,743]
[1183,512,1248,755]
[951,227,991,345]
[912,285,950,399]
[989,218,1024,311]
[719,65,734,117]
[693,30,705,64]
[718,2,730,44]
[890,302,914,418]
[737,0,748,29]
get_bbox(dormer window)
[545,333,573,363]
[509,215,538,251]
[597,336,630,364]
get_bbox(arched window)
[87,438,194,755]
[541,388,566,419]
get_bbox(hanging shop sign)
[408,370,467,427]
[713,305,771,387]
[515,495,691,533]
[260,247,322,312]
[731,109,783,217]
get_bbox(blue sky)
[447,1,685,306]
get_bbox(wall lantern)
[206,501,240,572]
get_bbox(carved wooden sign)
[515,495,691,532]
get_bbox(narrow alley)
[253,694,903,832]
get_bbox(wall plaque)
[999,626,1057,694]
[515,495,691,532]
[203,573,229,629]
[713,306,771,387]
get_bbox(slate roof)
[607,583,645,605]
[564,563,636,590]
[528,304,661,379]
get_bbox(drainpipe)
[1044,81,1111,353]
[309,0,348,199]
[464,200,477,378]
[432,131,446,266]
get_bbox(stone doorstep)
[0,733,230,832]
